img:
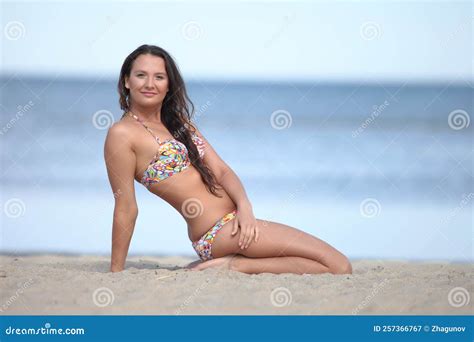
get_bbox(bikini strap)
[126,112,161,144]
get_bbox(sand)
[0,254,472,315]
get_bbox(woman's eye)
[136,74,163,79]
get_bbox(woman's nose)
[145,77,154,88]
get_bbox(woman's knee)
[330,256,352,275]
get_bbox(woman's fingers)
[235,220,258,249]
[239,226,247,248]
[231,217,239,236]
[245,227,255,249]
[242,224,258,249]
[241,226,249,249]
[240,226,252,249]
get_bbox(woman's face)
[125,54,169,109]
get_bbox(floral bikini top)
[127,112,206,188]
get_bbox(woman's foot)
[184,259,203,269]
[188,255,242,271]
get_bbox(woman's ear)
[124,76,129,90]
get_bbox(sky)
[1,0,472,83]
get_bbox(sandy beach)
[0,254,471,315]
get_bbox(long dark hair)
[118,44,223,197]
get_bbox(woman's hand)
[231,204,259,249]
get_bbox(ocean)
[1,75,472,261]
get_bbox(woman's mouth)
[141,91,157,97]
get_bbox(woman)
[104,44,352,275]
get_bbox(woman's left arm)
[192,127,259,249]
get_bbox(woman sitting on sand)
[104,44,352,275]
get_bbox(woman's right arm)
[104,124,138,272]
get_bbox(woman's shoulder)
[113,113,138,131]
[106,116,135,142]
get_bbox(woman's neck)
[128,104,162,123]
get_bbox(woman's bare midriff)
[136,165,236,242]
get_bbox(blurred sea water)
[1,76,472,261]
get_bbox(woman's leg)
[232,255,330,274]
[211,218,352,275]
[189,254,330,274]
